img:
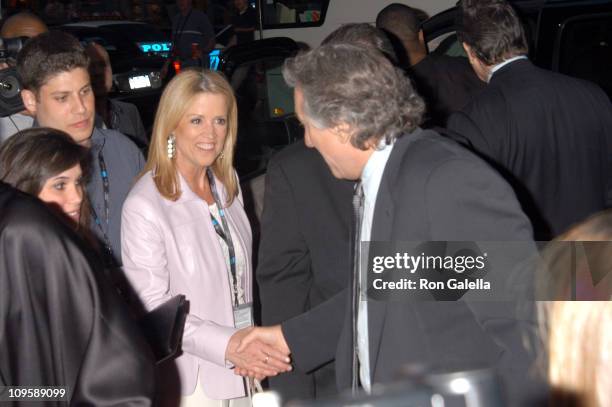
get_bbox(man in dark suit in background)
[256,24,394,402]
[376,3,485,127]
[257,143,354,400]
[448,0,612,240]
[242,43,543,406]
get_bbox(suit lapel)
[366,129,422,381]
[366,135,400,380]
[366,165,393,380]
[370,177,395,242]
[367,298,387,380]
[369,129,423,241]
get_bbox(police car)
[61,21,171,127]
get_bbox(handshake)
[225,325,293,380]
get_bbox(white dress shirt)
[358,139,395,392]
[487,55,528,82]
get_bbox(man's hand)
[233,325,291,378]
[237,325,290,354]
[225,327,291,380]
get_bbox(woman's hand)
[225,327,292,380]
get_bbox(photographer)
[0,12,47,141]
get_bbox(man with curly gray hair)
[256,24,398,402]
[240,43,539,403]
[283,43,424,159]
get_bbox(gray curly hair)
[282,43,425,150]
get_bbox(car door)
[421,1,612,99]
[419,4,540,57]
[215,37,302,181]
[534,1,612,99]
[420,6,464,56]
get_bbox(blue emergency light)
[209,49,221,71]
[137,42,172,55]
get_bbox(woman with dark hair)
[0,127,90,231]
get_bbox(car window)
[104,24,171,57]
[261,0,329,28]
[65,24,170,58]
[264,63,294,117]
[231,56,299,179]
[428,32,467,57]
[556,14,612,98]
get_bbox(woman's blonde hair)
[546,301,611,407]
[144,69,238,204]
[540,210,612,407]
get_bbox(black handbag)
[139,295,189,364]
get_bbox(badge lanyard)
[90,138,115,266]
[208,168,252,397]
[206,168,240,308]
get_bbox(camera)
[0,37,26,63]
[0,37,27,118]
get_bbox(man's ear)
[418,29,426,48]
[463,42,476,62]
[462,43,490,82]
[332,122,353,143]
[20,89,38,115]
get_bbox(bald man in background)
[0,12,48,141]
[376,3,484,127]
[85,42,148,147]
[1,12,48,39]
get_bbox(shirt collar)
[361,139,394,200]
[90,127,105,150]
[32,119,98,149]
[488,55,528,82]
[164,168,227,206]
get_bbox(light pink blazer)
[121,171,252,399]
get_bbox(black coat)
[409,54,485,127]
[0,182,155,405]
[448,59,612,240]
[257,141,354,400]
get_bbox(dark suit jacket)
[257,141,355,400]
[448,59,612,240]
[409,54,485,127]
[283,129,544,405]
[94,99,148,148]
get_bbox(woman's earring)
[217,142,227,160]
[167,135,176,159]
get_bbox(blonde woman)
[541,211,612,407]
[121,69,290,406]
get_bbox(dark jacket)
[282,129,543,405]
[410,54,485,127]
[257,141,354,400]
[0,182,155,405]
[448,59,612,239]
